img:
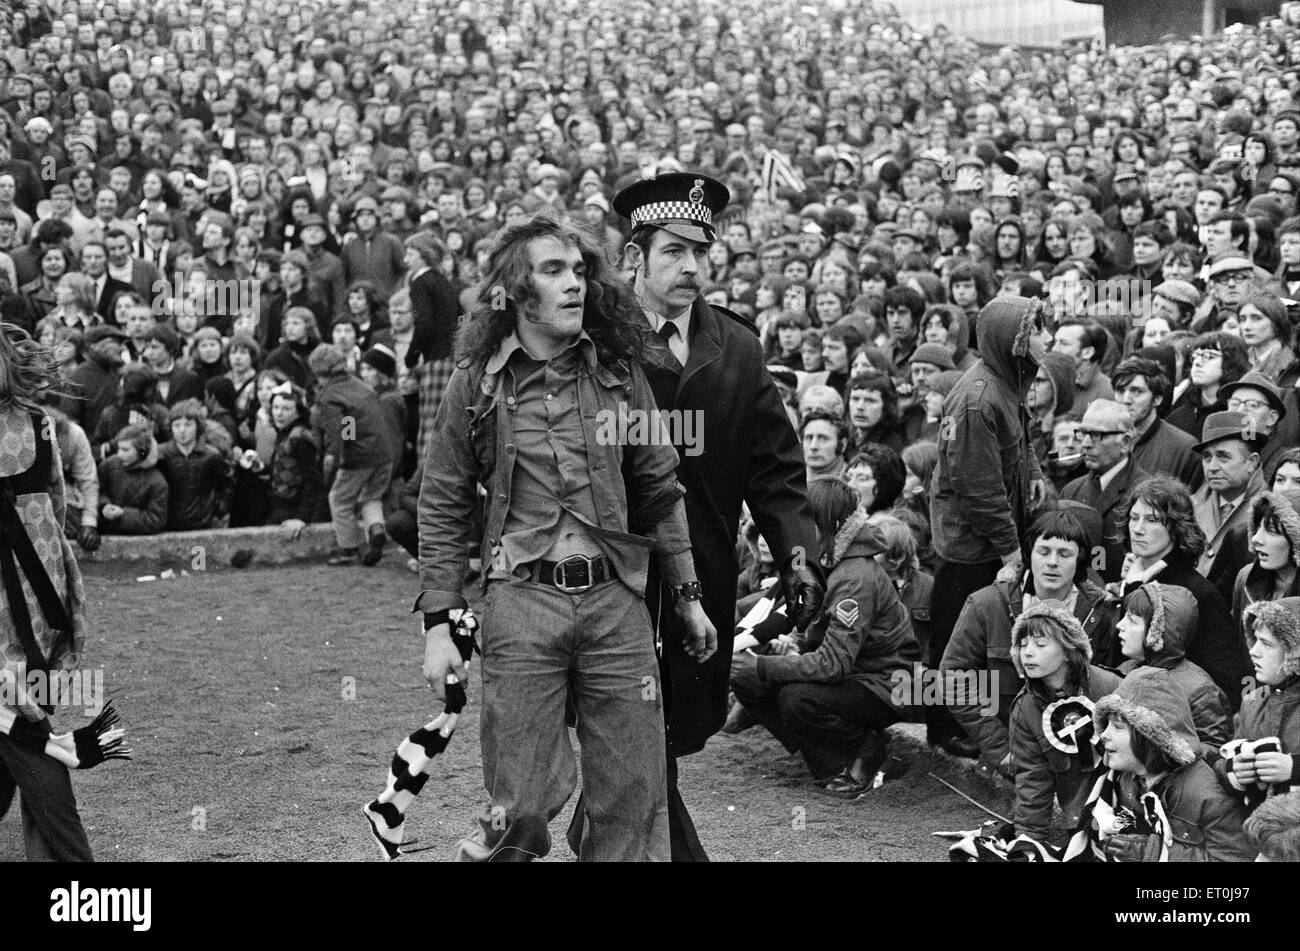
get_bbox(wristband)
[423,610,451,631]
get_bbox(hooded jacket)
[941,571,1115,770]
[96,434,168,535]
[1095,668,1255,861]
[1008,602,1121,841]
[931,297,1044,565]
[1118,582,1232,760]
[1217,598,1300,808]
[1230,491,1300,638]
[757,507,920,712]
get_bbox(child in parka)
[1115,581,1232,760]
[1217,598,1300,814]
[1093,667,1255,861]
[1008,602,1121,844]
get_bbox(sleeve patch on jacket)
[834,598,860,627]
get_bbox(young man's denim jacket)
[414,331,695,615]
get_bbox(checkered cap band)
[631,201,713,228]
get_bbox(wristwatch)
[669,581,703,602]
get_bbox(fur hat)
[1009,601,1093,677]
[1250,491,1300,565]
[1094,667,1200,767]
[1245,597,1300,678]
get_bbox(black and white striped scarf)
[362,610,478,860]
[945,768,1171,862]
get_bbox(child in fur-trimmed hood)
[1231,490,1300,640]
[1216,597,1300,814]
[1092,667,1255,861]
[1115,581,1232,760]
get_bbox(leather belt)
[525,554,614,593]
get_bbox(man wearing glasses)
[1060,400,1148,583]
[1221,370,1292,486]
[1267,173,1297,215]
[1205,256,1262,322]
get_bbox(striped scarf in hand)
[363,609,478,860]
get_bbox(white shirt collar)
[1097,457,1129,491]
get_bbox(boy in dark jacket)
[310,343,392,566]
[97,424,168,535]
[156,399,232,530]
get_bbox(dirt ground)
[0,558,1013,862]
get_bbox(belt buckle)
[553,554,594,593]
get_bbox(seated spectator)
[1008,603,1120,845]
[97,424,168,535]
[266,382,326,535]
[1244,790,1300,862]
[728,477,920,797]
[157,399,233,531]
[1115,582,1232,759]
[943,509,1114,780]
[1218,598,1300,816]
[1093,667,1255,861]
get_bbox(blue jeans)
[454,576,669,862]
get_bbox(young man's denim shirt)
[414,330,695,615]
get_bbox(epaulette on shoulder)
[710,303,759,337]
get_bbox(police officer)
[569,172,824,861]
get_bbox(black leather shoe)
[933,735,981,759]
[361,525,388,566]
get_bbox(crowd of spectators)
[6,0,1300,858]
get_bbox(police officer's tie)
[657,322,684,374]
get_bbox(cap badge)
[689,179,705,204]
